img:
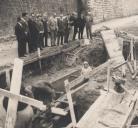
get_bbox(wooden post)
[5,70,11,88]
[5,58,23,128]
[127,62,134,74]
[130,38,134,62]
[133,40,137,72]
[37,48,42,74]
[64,80,77,128]
[107,60,111,92]
[122,65,126,77]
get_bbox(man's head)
[43,12,48,20]
[22,12,28,21]
[53,13,57,18]
[73,12,77,18]
[83,61,89,68]
[88,12,91,16]
[31,13,36,21]
[17,16,21,22]
[60,14,63,19]
[81,13,84,19]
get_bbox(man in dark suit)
[64,14,71,44]
[28,13,38,53]
[78,14,86,39]
[15,17,27,57]
[57,14,65,45]
[70,12,79,41]
[20,12,29,55]
[42,13,48,47]
[35,14,44,50]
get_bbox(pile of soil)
[78,38,108,67]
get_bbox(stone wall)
[0,0,76,36]
[1,0,138,36]
[87,0,138,23]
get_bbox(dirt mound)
[78,38,108,67]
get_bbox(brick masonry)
[0,0,138,36]
[87,0,138,23]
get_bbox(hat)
[60,14,63,17]
[84,61,88,64]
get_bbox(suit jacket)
[21,18,28,34]
[64,17,71,31]
[28,19,38,41]
[57,18,65,32]
[15,22,27,42]
[78,17,86,28]
[42,20,48,34]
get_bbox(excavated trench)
[0,36,131,127]
[23,38,108,127]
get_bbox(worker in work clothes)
[81,61,92,80]
[25,80,56,128]
[86,12,93,40]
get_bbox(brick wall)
[88,0,138,23]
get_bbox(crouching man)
[25,80,56,128]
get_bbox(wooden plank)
[0,43,80,76]
[5,58,23,128]
[5,70,10,88]
[0,88,67,116]
[64,80,77,128]
[77,90,137,128]
[0,88,44,109]
[101,30,125,65]
[107,60,111,92]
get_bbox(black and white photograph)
[0,0,138,128]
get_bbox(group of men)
[15,12,93,57]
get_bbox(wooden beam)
[5,58,23,128]
[107,60,111,92]
[0,88,44,109]
[0,88,67,116]
[5,70,11,88]
[64,80,77,128]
